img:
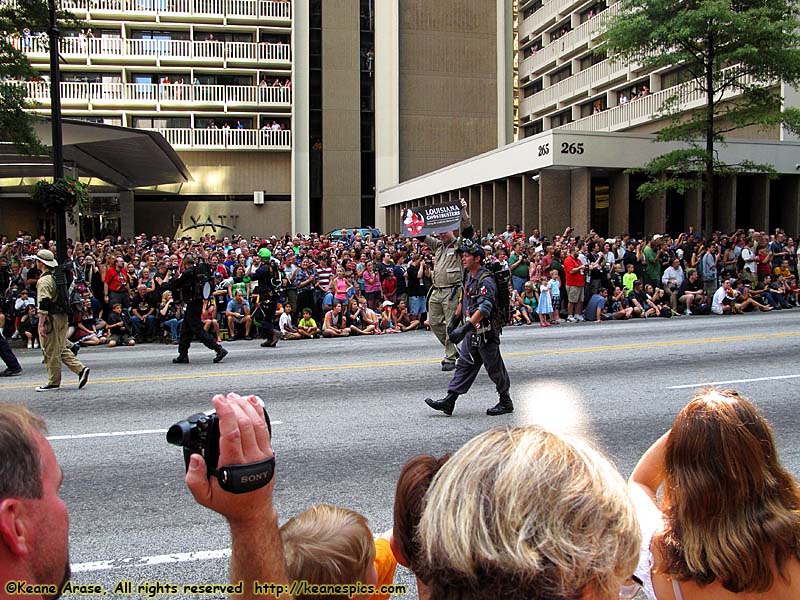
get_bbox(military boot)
[425,392,458,416]
[486,393,514,416]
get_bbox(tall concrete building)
[378,0,800,238]
[2,0,513,240]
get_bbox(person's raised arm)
[186,393,289,600]
[629,431,669,505]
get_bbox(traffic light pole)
[48,0,67,263]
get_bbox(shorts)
[109,332,132,345]
[409,295,426,315]
[567,286,584,304]
[230,315,247,324]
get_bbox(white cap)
[382,300,394,307]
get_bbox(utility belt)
[433,284,460,290]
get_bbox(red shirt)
[563,255,584,287]
[104,267,128,293]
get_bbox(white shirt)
[661,266,684,288]
[741,247,757,273]
[278,312,292,334]
[712,286,729,314]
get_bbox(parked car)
[326,227,381,240]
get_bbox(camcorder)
[167,398,275,494]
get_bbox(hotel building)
[378,0,800,238]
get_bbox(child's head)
[302,307,311,318]
[112,303,122,313]
[549,269,558,279]
[281,505,378,600]
[626,263,635,272]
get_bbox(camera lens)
[166,421,194,446]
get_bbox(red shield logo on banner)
[404,209,425,236]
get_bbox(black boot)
[173,354,189,364]
[486,393,513,416]
[425,392,458,416]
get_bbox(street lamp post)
[48,0,67,263]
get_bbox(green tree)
[600,0,800,231]
[0,1,79,152]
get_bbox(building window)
[662,67,693,89]
[133,116,192,128]
[580,2,607,23]
[523,120,544,138]
[580,50,605,71]
[549,65,571,85]
[550,110,572,127]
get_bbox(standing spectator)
[508,241,529,293]
[406,254,426,325]
[701,244,719,299]
[535,275,553,326]
[381,269,398,304]
[363,261,382,310]
[104,256,130,312]
[564,245,586,322]
[0,303,22,376]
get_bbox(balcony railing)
[57,0,292,20]
[519,0,583,42]
[15,36,291,64]
[23,81,291,106]
[520,3,620,79]
[520,55,637,116]
[145,127,291,149]
[557,66,762,132]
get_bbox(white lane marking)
[47,422,283,441]
[667,374,800,390]
[72,549,231,573]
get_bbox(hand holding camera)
[175,393,275,525]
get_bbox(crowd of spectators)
[6,386,798,600]
[0,223,797,350]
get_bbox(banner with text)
[402,202,462,237]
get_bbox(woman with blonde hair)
[629,389,800,600]
[417,425,639,599]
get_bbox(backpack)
[45,261,83,317]
[478,262,512,331]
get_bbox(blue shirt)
[226,298,250,314]
[584,294,606,321]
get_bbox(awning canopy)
[0,118,192,188]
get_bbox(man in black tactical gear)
[165,254,228,364]
[425,239,513,417]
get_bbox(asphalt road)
[2,310,799,599]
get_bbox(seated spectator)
[677,269,704,315]
[395,299,419,332]
[628,280,655,317]
[585,287,632,321]
[416,426,639,599]
[18,304,39,349]
[278,303,302,340]
[346,296,376,335]
[226,289,253,340]
[322,302,350,337]
[280,505,393,600]
[106,303,135,347]
[629,389,800,600]
[379,300,400,333]
[201,299,220,343]
[159,290,183,343]
[711,279,737,315]
[661,258,684,312]
[130,284,157,342]
[71,300,106,346]
[734,281,772,313]
[297,307,319,339]
[645,283,670,317]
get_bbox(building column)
[119,190,135,239]
[539,170,570,236]
[570,167,591,237]
[750,174,770,232]
[609,171,629,236]
[493,180,508,231]
[644,192,666,235]
[781,176,800,238]
[468,186,480,231]
[291,0,311,233]
[717,176,737,233]
[522,175,539,235]
[507,177,522,229]
[480,183,494,235]
[685,186,702,234]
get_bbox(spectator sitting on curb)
[297,307,319,338]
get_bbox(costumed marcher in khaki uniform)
[422,199,472,371]
[34,249,89,392]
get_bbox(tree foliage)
[599,0,800,227]
[0,1,81,153]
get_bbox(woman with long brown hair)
[630,389,800,600]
